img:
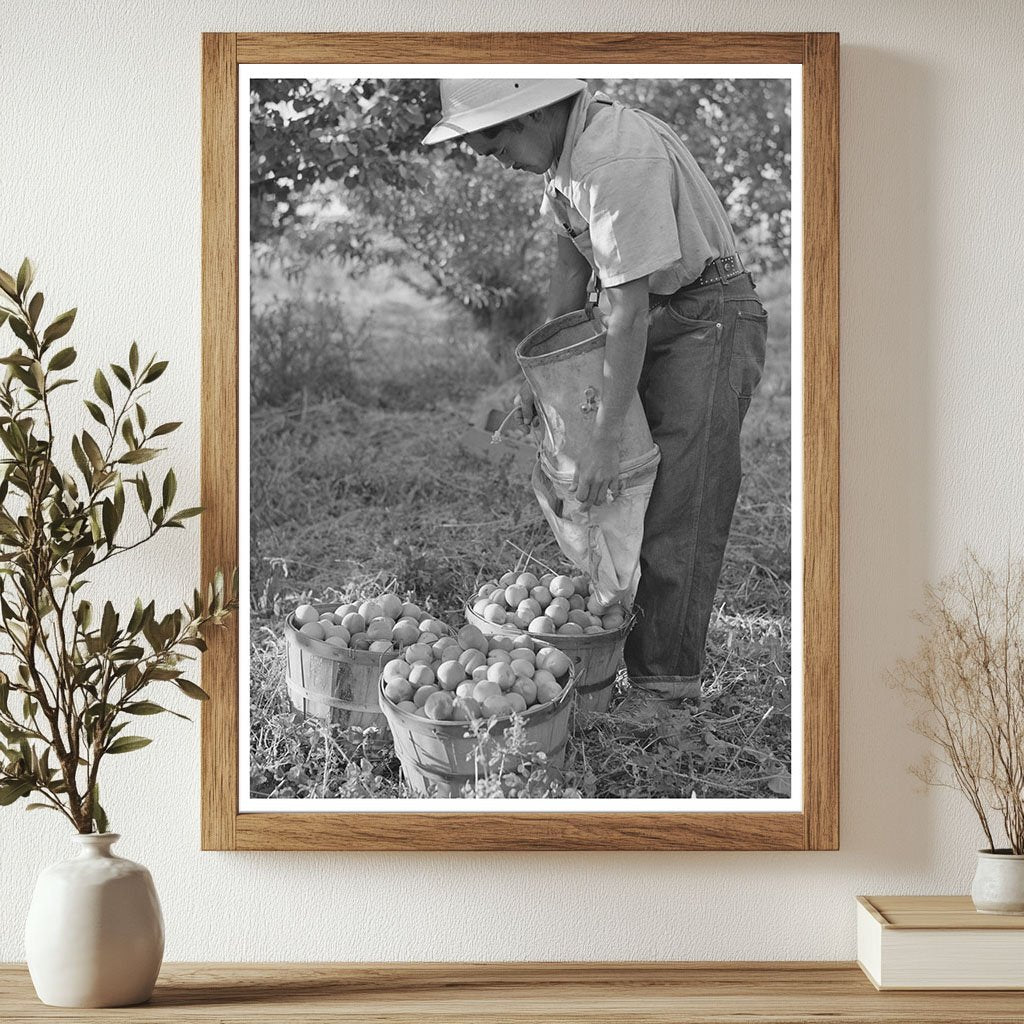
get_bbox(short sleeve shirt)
[541,90,738,294]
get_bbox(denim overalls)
[624,267,768,697]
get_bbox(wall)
[1,0,1021,961]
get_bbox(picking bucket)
[464,602,629,714]
[284,612,395,730]
[515,307,660,478]
[379,651,576,798]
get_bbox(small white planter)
[971,849,1024,915]
[25,833,164,1007]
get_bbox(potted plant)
[895,552,1024,913]
[0,259,236,1005]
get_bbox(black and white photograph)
[241,65,799,809]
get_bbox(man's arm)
[572,276,649,509]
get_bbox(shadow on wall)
[839,48,938,869]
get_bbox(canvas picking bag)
[515,309,661,607]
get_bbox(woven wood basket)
[284,612,396,730]
[463,602,629,713]
[379,655,576,798]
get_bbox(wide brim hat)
[422,78,587,145]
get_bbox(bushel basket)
[284,611,395,730]
[379,660,576,798]
[464,601,630,714]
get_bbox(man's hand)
[572,434,620,510]
[513,379,537,430]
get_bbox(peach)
[366,616,396,641]
[473,680,503,703]
[537,648,572,677]
[459,648,486,673]
[486,662,516,690]
[505,692,528,714]
[384,678,413,703]
[340,612,365,635]
[383,660,411,682]
[298,622,326,641]
[482,695,514,718]
[424,691,455,722]
[548,575,575,599]
[483,604,506,625]
[293,604,318,626]
[436,661,466,690]
[392,621,420,646]
[404,642,433,665]
[510,658,535,678]
[413,684,440,708]
[458,624,488,654]
[453,697,483,721]
[535,678,562,705]
[512,676,538,706]
[408,664,435,689]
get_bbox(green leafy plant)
[0,259,236,833]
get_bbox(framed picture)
[201,32,838,850]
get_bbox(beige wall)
[2,1,1021,960]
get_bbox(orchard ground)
[248,258,792,801]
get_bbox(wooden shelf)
[4,962,1024,1022]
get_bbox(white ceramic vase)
[25,833,164,1007]
[971,849,1024,915]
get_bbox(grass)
[248,259,792,801]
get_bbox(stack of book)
[857,895,1024,990]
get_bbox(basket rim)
[285,602,457,663]
[284,614,399,665]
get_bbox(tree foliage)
[365,158,550,357]
[593,78,791,270]
[250,78,443,250]
[0,260,237,833]
[249,76,792,355]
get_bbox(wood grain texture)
[201,32,841,851]
[862,895,1024,930]
[200,32,239,852]
[801,32,841,852]
[233,810,806,852]
[3,962,1023,1023]
[235,32,808,64]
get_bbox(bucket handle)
[490,405,526,446]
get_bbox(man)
[423,79,768,705]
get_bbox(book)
[857,895,1024,990]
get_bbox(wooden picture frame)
[201,32,838,851]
